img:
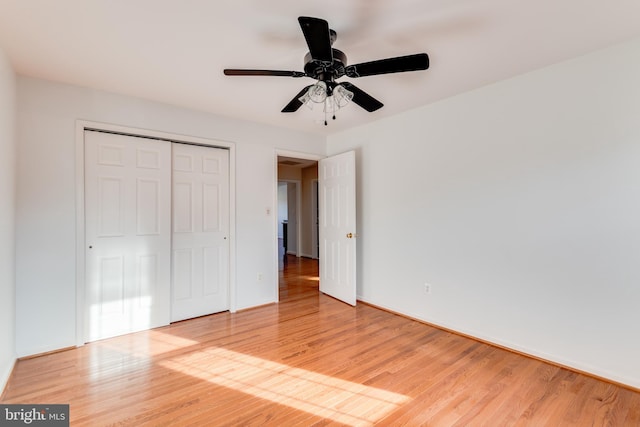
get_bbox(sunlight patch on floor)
[87,331,201,381]
[140,330,201,355]
[160,347,410,425]
[95,330,200,357]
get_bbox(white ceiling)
[1,0,639,135]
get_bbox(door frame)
[75,120,237,346]
[311,179,319,259]
[274,149,323,302]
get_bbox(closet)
[84,130,229,342]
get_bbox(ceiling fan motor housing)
[303,48,347,82]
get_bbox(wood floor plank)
[3,254,640,426]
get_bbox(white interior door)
[171,143,230,322]
[85,131,171,341]
[319,150,357,306]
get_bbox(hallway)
[278,235,320,303]
[279,253,319,303]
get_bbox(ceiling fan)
[223,16,429,120]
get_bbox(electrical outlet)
[424,283,431,294]
[257,273,263,281]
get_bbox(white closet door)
[85,131,171,341]
[171,143,230,322]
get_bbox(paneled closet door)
[171,143,230,322]
[85,131,172,342]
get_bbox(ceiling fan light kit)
[223,16,429,125]
[298,81,354,125]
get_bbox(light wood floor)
[3,255,640,426]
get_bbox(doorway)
[276,154,321,296]
[275,149,358,307]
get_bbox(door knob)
[346,233,353,239]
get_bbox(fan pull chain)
[325,98,329,125]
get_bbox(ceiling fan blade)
[298,16,333,63]
[345,53,429,78]
[339,82,383,112]
[224,69,305,77]
[282,85,313,113]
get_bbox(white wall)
[300,165,318,258]
[277,183,287,238]
[15,77,324,357]
[327,36,640,388]
[0,47,16,391]
[286,183,298,254]
[277,164,318,257]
